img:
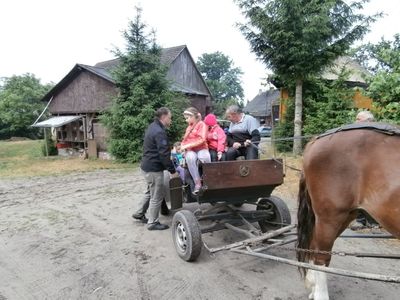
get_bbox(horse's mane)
[317,122,400,139]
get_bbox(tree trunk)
[293,79,303,155]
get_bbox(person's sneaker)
[131,213,148,224]
[192,184,201,196]
[147,222,169,231]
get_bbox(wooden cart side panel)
[198,186,277,204]
[202,159,283,190]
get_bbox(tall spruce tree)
[236,0,378,154]
[101,8,188,162]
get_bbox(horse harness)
[317,122,400,139]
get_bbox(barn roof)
[94,45,187,70]
[321,56,369,86]
[170,82,209,96]
[41,64,115,102]
[244,89,280,117]
[80,64,114,82]
[42,45,200,102]
[271,56,370,89]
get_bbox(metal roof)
[170,82,209,96]
[94,45,187,70]
[42,45,210,102]
[321,56,369,84]
[78,64,114,82]
[32,116,83,128]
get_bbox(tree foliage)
[236,0,378,154]
[302,72,355,135]
[41,128,58,156]
[100,8,188,162]
[212,98,243,119]
[273,97,295,152]
[353,33,400,75]
[353,34,400,124]
[197,52,244,116]
[0,74,52,140]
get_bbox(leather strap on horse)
[318,122,400,139]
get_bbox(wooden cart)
[165,158,292,261]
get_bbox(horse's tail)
[296,171,315,277]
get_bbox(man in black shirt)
[133,107,178,230]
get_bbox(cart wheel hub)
[175,222,187,252]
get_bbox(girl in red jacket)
[204,113,227,161]
[181,107,211,194]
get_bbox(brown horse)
[297,124,400,300]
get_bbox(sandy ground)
[1,167,400,300]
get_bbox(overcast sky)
[0,0,398,102]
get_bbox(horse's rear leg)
[306,214,349,300]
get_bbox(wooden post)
[270,95,275,156]
[44,128,49,157]
[83,115,87,153]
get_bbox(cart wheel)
[172,210,202,261]
[257,196,291,232]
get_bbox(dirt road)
[1,168,399,299]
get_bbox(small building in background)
[320,56,372,109]
[251,56,373,123]
[244,89,280,126]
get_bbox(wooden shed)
[244,89,281,126]
[39,45,213,157]
[273,56,373,121]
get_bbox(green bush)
[273,98,295,153]
[374,102,400,124]
[41,130,57,156]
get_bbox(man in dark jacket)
[225,105,260,160]
[132,107,178,230]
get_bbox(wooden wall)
[167,49,211,99]
[353,89,372,109]
[49,71,117,114]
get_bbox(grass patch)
[0,140,42,159]
[0,140,134,178]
